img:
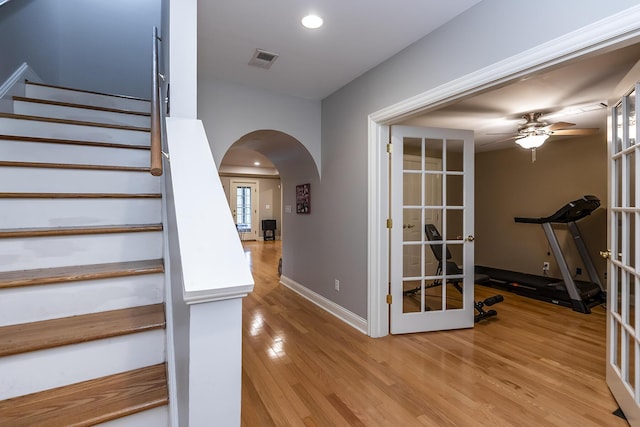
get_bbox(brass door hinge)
[386,219,393,229]
[386,294,392,304]
[386,143,393,153]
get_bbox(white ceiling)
[198,0,482,100]
[203,1,640,171]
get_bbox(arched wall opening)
[218,129,320,276]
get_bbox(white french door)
[230,180,259,241]
[390,125,475,334]
[606,61,640,424]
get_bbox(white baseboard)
[0,62,43,113]
[280,275,368,335]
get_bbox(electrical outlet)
[543,262,550,271]
[335,279,340,291]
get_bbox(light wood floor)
[241,241,627,426]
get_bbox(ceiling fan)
[497,112,599,162]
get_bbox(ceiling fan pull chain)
[531,148,537,163]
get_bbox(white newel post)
[188,298,244,425]
[165,117,254,426]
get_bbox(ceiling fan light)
[515,134,549,149]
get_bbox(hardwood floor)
[241,241,626,426]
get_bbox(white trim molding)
[0,62,43,113]
[367,5,640,338]
[280,275,368,335]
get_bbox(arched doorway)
[219,129,319,276]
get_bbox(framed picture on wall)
[296,183,310,214]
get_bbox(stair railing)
[150,26,163,176]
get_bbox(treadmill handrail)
[514,195,600,224]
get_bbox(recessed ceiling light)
[254,161,261,166]
[301,14,323,29]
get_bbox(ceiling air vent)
[249,49,279,69]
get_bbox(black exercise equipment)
[477,195,606,314]
[475,295,504,323]
[404,224,503,322]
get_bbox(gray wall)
[0,0,160,98]
[0,0,58,84]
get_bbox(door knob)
[599,249,612,259]
[465,235,475,242]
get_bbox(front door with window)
[230,180,258,240]
[390,125,475,334]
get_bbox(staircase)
[0,81,170,426]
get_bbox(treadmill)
[476,195,606,313]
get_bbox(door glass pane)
[424,138,443,170]
[630,213,637,270]
[424,173,442,206]
[446,174,464,207]
[628,150,636,208]
[403,138,422,170]
[446,139,464,172]
[628,89,636,147]
[403,171,421,205]
[403,208,421,242]
[403,244,421,278]
[615,103,624,153]
[446,209,464,241]
[627,334,636,394]
[402,279,422,313]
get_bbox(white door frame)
[367,6,640,338]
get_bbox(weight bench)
[403,223,503,322]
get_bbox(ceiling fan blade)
[545,121,576,131]
[551,128,599,136]
[492,135,521,143]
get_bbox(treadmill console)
[515,195,600,224]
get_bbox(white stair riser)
[96,406,169,427]
[0,330,165,400]
[0,232,163,272]
[0,168,161,193]
[0,274,164,326]
[14,100,150,128]
[2,198,161,228]
[0,117,149,146]
[25,84,151,114]
[0,140,149,167]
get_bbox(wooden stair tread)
[0,112,150,132]
[0,223,162,238]
[0,134,150,150]
[0,192,161,199]
[0,259,164,289]
[0,160,150,172]
[13,96,151,116]
[0,363,168,426]
[0,304,165,357]
[25,80,151,103]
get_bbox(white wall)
[197,79,322,172]
[0,0,160,98]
